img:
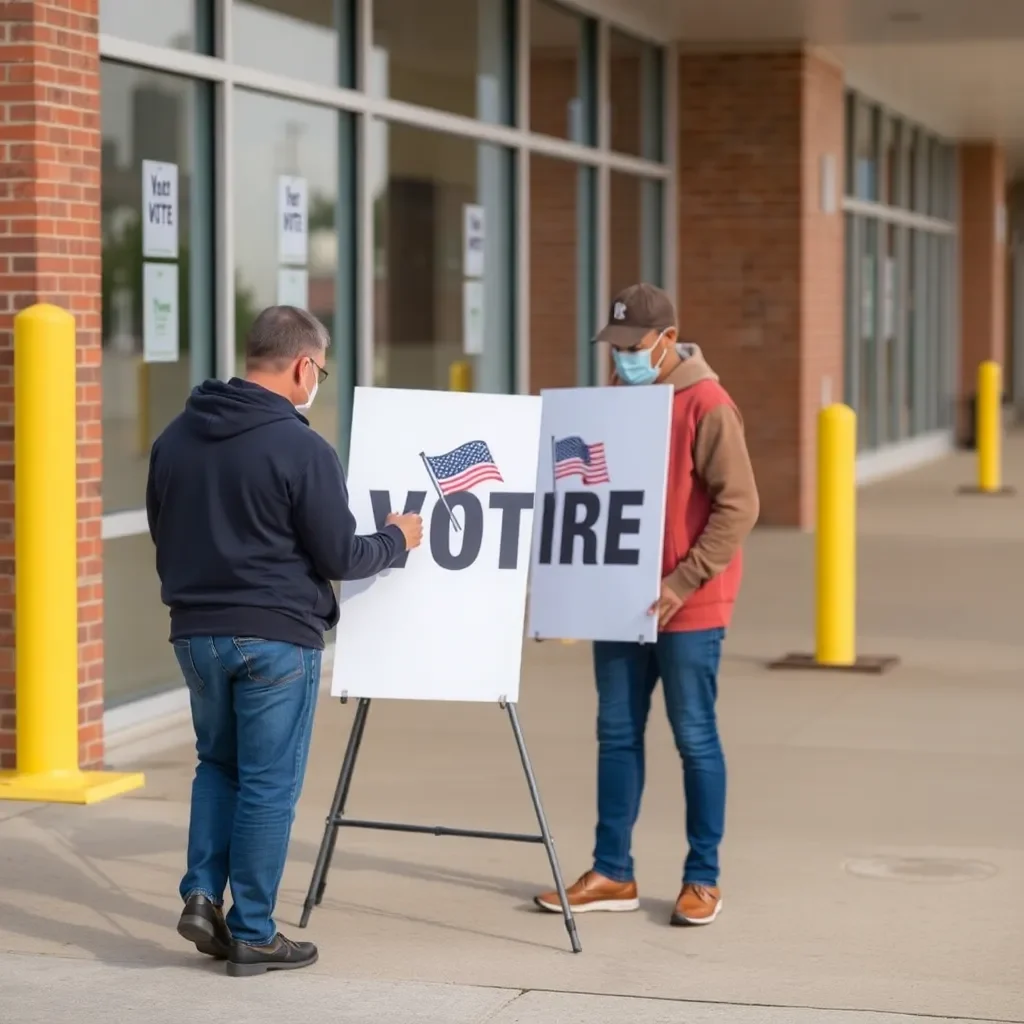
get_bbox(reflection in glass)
[853,100,878,202]
[100,0,211,52]
[608,30,663,160]
[529,0,597,144]
[233,0,354,87]
[609,172,663,295]
[233,90,351,447]
[371,0,512,123]
[857,220,878,450]
[529,154,596,391]
[371,122,513,394]
[879,223,899,442]
[104,533,182,706]
[100,62,213,513]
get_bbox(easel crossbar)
[300,697,582,953]
[331,818,544,843]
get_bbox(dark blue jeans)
[592,628,726,886]
[173,636,321,946]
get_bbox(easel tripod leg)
[506,703,582,954]
[299,698,372,928]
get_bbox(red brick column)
[677,51,844,527]
[0,0,104,769]
[958,142,1007,440]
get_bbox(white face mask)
[296,362,319,411]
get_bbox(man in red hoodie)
[536,283,759,926]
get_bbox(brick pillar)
[958,142,1007,440]
[677,51,845,527]
[0,1,104,769]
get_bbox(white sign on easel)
[333,387,542,703]
[142,160,178,259]
[528,385,672,643]
[277,267,309,308]
[278,176,308,265]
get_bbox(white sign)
[142,160,178,259]
[463,279,484,355]
[142,262,179,363]
[278,176,308,265]
[277,267,309,309]
[528,385,672,643]
[333,387,542,703]
[463,204,485,278]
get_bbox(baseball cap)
[594,283,676,346]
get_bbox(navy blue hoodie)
[146,378,404,650]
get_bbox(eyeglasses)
[309,358,329,385]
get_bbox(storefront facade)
[1,1,1009,765]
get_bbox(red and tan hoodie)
[653,344,759,631]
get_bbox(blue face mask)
[612,331,668,385]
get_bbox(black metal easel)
[299,695,581,954]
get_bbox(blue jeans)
[173,636,321,945]
[592,628,726,886]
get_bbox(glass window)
[911,131,930,215]
[882,116,899,206]
[104,534,180,706]
[609,172,663,294]
[857,219,878,450]
[101,61,214,514]
[879,224,899,442]
[529,154,596,390]
[371,0,513,124]
[100,0,212,52]
[853,100,879,202]
[530,0,598,145]
[371,122,514,394]
[233,90,353,447]
[843,213,859,407]
[234,0,355,88]
[608,29,663,161]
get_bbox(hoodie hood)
[183,378,306,442]
[663,342,719,392]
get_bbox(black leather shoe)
[226,932,319,977]
[177,894,232,959]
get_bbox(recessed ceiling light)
[890,10,922,23]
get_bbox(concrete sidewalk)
[2,441,1024,1022]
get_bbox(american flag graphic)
[424,440,504,495]
[554,435,610,486]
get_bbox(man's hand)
[648,579,683,628]
[386,512,423,551]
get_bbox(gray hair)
[245,305,331,370]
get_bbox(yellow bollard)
[449,360,472,393]
[769,402,897,674]
[0,305,144,804]
[976,360,1001,493]
[815,404,856,667]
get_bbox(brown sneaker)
[670,883,722,926]
[534,870,639,914]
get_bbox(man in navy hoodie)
[147,305,422,977]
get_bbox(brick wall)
[959,142,1007,439]
[0,0,104,769]
[677,51,844,527]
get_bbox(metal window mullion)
[357,113,374,388]
[512,0,530,394]
[662,40,678,304]
[213,0,234,380]
[871,217,883,448]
